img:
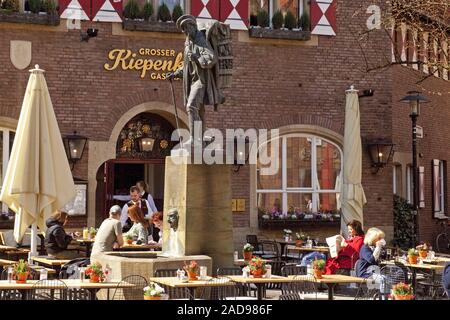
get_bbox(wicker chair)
[31,279,68,300]
[154,268,190,299]
[111,275,148,300]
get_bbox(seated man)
[45,211,80,260]
[91,205,124,259]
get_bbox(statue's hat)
[176,14,197,30]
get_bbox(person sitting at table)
[151,212,163,245]
[443,262,450,298]
[121,185,154,233]
[355,227,386,278]
[136,180,158,214]
[325,220,365,274]
[123,205,149,244]
[91,205,124,259]
[45,211,80,260]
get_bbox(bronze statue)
[167,15,232,144]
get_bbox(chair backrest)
[279,293,302,300]
[31,279,68,300]
[59,258,90,279]
[267,260,285,276]
[112,275,148,300]
[217,267,242,276]
[259,240,280,257]
[154,269,189,299]
[246,235,259,248]
[154,268,179,277]
[381,265,407,292]
[281,264,306,277]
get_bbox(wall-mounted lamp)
[81,28,98,42]
[359,89,374,98]
[63,131,88,170]
[233,136,250,173]
[367,140,395,174]
[139,137,155,152]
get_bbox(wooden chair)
[111,275,148,300]
[31,279,68,300]
[154,268,190,299]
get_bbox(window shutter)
[59,0,91,21]
[219,0,249,30]
[432,159,440,215]
[310,0,337,36]
[419,166,425,208]
[92,0,123,22]
[190,0,220,22]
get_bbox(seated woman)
[151,212,163,245]
[45,211,80,260]
[325,220,365,274]
[355,227,386,278]
[123,205,149,244]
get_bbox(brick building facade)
[0,0,448,249]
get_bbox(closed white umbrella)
[341,86,367,237]
[0,65,76,257]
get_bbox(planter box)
[123,19,180,33]
[249,27,311,41]
[0,11,60,26]
[258,218,340,229]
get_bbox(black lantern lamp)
[63,131,87,170]
[400,91,429,116]
[139,137,155,152]
[367,140,395,174]
[233,136,250,173]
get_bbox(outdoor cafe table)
[226,275,295,300]
[380,260,444,294]
[31,257,71,273]
[148,276,234,300]
[0,279,134,300]
[287,274,367,300]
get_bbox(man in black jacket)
[45,211,80,259]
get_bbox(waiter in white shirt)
[136,180,158,213]
[120,185,155,232]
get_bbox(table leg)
[256,284,264,300]
[86,243,92,258]
[326,283,336,300]
[280,244,286,260]
[412,270,417,294]
[89,289,97,300]
[188,287,196,300]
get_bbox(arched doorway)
[96,112,177,219]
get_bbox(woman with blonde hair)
[355,227,386,278]
[123,205,149,244]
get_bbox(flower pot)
[126,239,133,245]
[243,251,253,261]
[251,269,264,278]
[393,294,414,300]
[188,271,198,281]
[295,240,304,247]
[90,274,101,283]
[408,255,418,264]
[419,250,428,259]
[313,269,323,279]
[144,295,161,300]
[15,272,29,284]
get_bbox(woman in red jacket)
[325,220,364,274]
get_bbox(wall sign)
[104,48,183,80]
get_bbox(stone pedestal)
[162,155,234,273]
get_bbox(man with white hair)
[91,205,124,259]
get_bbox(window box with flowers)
[122,0,183,33]
[248,0,311,41]
[0,0,60,26]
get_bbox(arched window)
[257,134,342,217]
[0,127,16,215]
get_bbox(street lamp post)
[400,91,429,246]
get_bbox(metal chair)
[31,279,68,300]
[196,276,239,300]
[246,235,263,256]
[279,293,302,300]
[58,268,93,300]
[265,260,285,290]
[154,268,190,299]
[0,269,22,300]
[111,275,148,300]
[280,264,307,296]
[216,267,256,298]
[259,240,280,260]
[283,246,302,263]
[381,265,407,294]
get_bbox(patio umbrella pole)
[30,223,38,258]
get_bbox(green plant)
[296,232,307,241]
[43,0,56,14]
[125,234,133,240]
[392,282,412,295]
[13,259,30,274]
[123,0,141,20]
[299,11,310,31]
[313,259,326,271]
[248,257,266,273]
[284,11,296,30]
[157,3,171,22]
[271,10,284,29]
[408,248,418,256]
[85,262,105,280]
[393,195,415,250]
[243,243,254,252]
[172,4,183,23]
[256,10,269,28]
[28,0,41,13]
[2,0,19,11]
[141,1,154,21]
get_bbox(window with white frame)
[0,128,16,215]
[249,0,310,27]
[257,134,342,216]
[432,159,447,217]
